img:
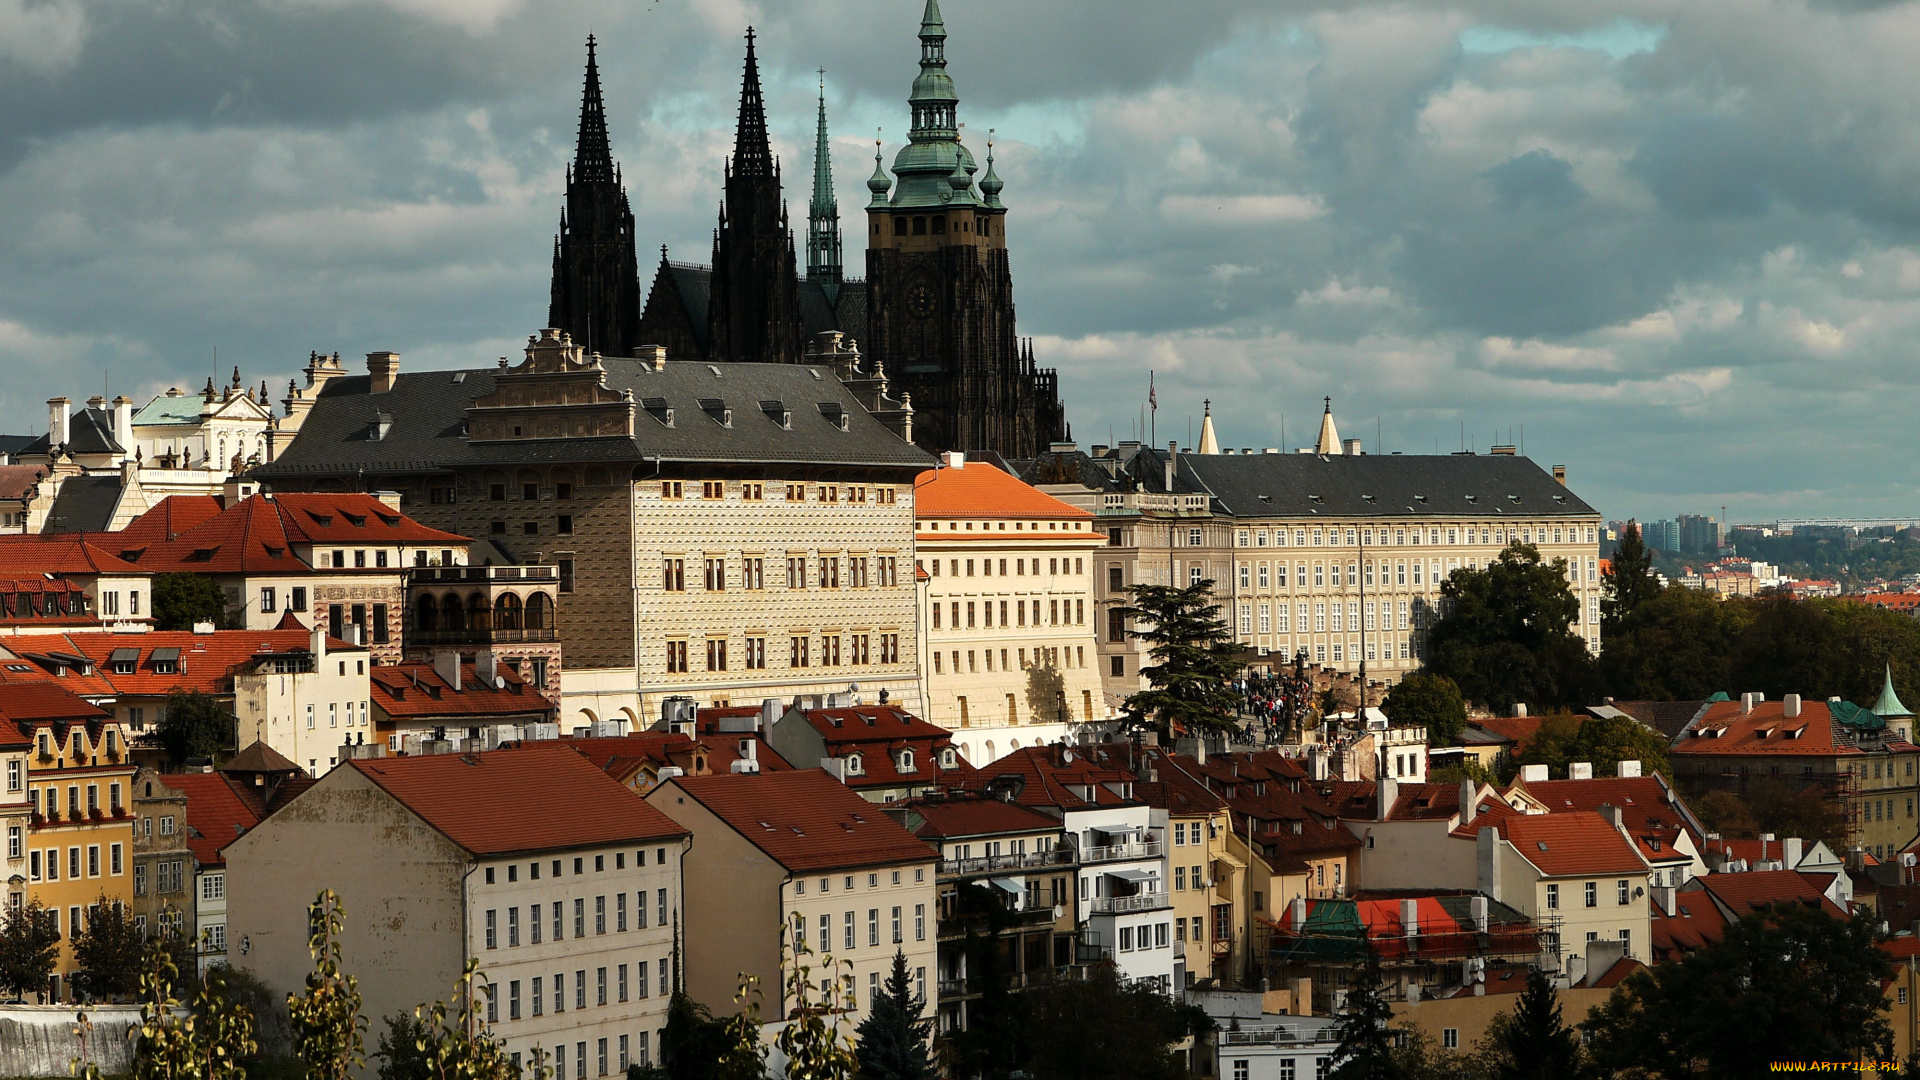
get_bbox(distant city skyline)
[6,1,1920,519]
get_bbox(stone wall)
[0,1005,140,1076]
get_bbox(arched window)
[526,592,553,630]
[441,593,465,631]
[494,593,523,631]
[846,753,864,776]
[467,593,491,631]
[940,747,956,769]
[984,740,995,761]
[898,749,914,773]
[414,594,439,633]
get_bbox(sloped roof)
[1607,700,1711,740]
[1172,451,1598,519]
[46,475,126,533]
[1325,780,1465,822]
[1473,715,1543,747]
[0,681,111,722]
[132,391,209,426]
[913,461,1094,522]
[44,629,358,696]
[0,536,147,576]
[18,408,123,458]
[1699,869,1846,920]
[110,492,466,573]
[350,745,688,856]
[369,662,551,721]
[896,793,1064,840]
[661,769,937,872]
[170,771,263,868]
[0,464,47,500]
[254,360,933,479]
[1494,811,1648,876]
[1651,888,1729,959]
[1514,775,1705,848]
[1671,699,1859,757]
[967,745,1143,810]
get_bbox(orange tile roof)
[0,682,111,723]
[562,731,793,783]
[661,769,938,872]
[13,629,360,697]
[1515,776,1705,849]
[1652,889,1729,960]
[350,745,688,856]
[1699,869,1846,920]
[796,706,976,790]
[896,793,1064,839]
[913,462,1094,522]
[0,464,47,501]
[369,662,552,721]
[0,536,147,576]
[1669,699,1856,757]
[1473,715,1543,747]
[107,492,467,574]
[169,771,264,868]
[1495,812,1648,877]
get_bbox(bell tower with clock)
[864,0,1066,458]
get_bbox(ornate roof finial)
[979,126,1004,206]
[867,128,891,205]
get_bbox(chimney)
[1401,898,1418,940]
[1784,694,1802,719]
[1569,761,1593,781]
[1759,832,1774,864]
[112,396,134,453]
[1515,703,1528,718]
[47,397,71,448]
[1519,764,1549,783]
[1598,803,1624,829]
[1470,894,1489,934]
[941,451,967,469]
[1344,438,1363,456]
[1289,896,1307,929]
[1458,779,1477,825]
[1377,775,1399,821]
[1166,441,1177,491]
[367,351,401,394]
[634,345,667,371]
[310,621,327,662]
[1477,826,1502,899]
[433,650,462,692]
[1650,885,1677,917]
[1784,837,1804,868]
[1741,692,1756,715]
[1552,464,1567,485]
[760,697,781,731]
[1194,740,1207,766]
[1617,759,1642,779]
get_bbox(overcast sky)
[4,0,1919,523]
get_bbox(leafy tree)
[374,1011,433,1080]
[1330,945,1402,1080]
[1019,966,1195,1080]
[1429,757,1495,787]
[1495,968,1583,1080]
[408,959,537,1080]
[1600,522,1661,631]
[777,933,857,1080]
[152,572,230,632]
[70,896,143,1001]
[1585,904,1892,1079]
[1379,671,1468,745]
[1598,584,1746,701]
[1115,580,1244,739]
[152,689,236,765]
[942,884,1028,1079]
[1686,781,1845,847]
[1391,1023,1498,1080]
[1513,714,1670,782]
[288,891,366,1080]
[122,936,257,1080]
[1426,544,1596,714]
[0,900,60,1000]
[855,950,935,1080]
[1687,790,1759,840]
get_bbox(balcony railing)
[938,848,1076,878]
[1080,840,1162,864]
[409,566,557,584]
[407,627,557,646]
[1089,892,1170,914]
[1221,1029,1332,1048]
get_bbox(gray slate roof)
[45,474,125,532]
[255,358,933,478]
[1172,452,1598,519]
[16,408,124,458]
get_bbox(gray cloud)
[6,0,1920,521]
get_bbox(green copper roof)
[133,391,207,426]
[885,0,981,211]
[1872,665,1914,719]
[806,75,842,285]
[979,137,1003,207]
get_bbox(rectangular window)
[595,895,607,934]
[1585,881,1597,908]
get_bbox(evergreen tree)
[374,1012,433,1080]
[1600,522,1661,631]
[0,900,60,1000]
[855,950,936,1080]
[1330,946,1402,1080]
[1496,967,1583,1080]
[1115,580,1244,739]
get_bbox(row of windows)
[1231,556,1599,592]
[789,903,928,951]
[495,963,666,1021]
[133,858,193,896]
[1543,879,1638,910]
[29,780,124,819]
[662,555,900,591]
[1230,1054,1331,1080]
[99,589,141,617]
[932,645,1087,675]
[1238,600,1420,635]
[933,597,1085,630]
[27,842,125,881]
[481,848,673,886]
[924,556,1084,578]
[523,1030,651,1080]
[1230,524,1599,548]
[653,481,898,505]
[662,633,903,673]
[483,889,672,948]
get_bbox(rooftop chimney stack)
[1459,779,1477,824]
[1618,759,1642,779]
[1401,898,1419,939]
[112,396,134,455]
[1166,441,1177,491]
[47,397,70,448]
[1569,761,1593,780]
[1784,694,1802,719]
[367,352,401,394]
[433,650,462,692]
[1784,837,1803,868]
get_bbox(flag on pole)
[1149,371,1157,411]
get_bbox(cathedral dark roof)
[254,360,933,479]
[1171,452,1599,519]
[665,263,713,350]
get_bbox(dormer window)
[846,753,864,776]
[940,748,956,769]
[898,749,915,773]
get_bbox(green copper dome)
[885,0,982,210]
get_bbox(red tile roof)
[349,745,688,856]
[1699,869,1846,920]
[965,745,1143,810]
[1581,957,1648,989]
[913,461,1095,523]
[1651,889,1729,960]
[169,771,263,868]
[1515,775,1705,850]
[1473,715,1543,747]
[369,662,551,721]
[1494,812,1649,877]
[0,536,147,576]
[7,629,360,697]
[794,706,976,790]
[895,794,1064,839]
[0,464,47,501]
[1670,699,1856,757]
[107,492,467,574]
[563,731,792,785]
[0,681,111,722]
[660,769,937,872]
[1325,780,1466,822]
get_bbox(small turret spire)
[1198,399,1221,454]
[979,128,1004,207]
[732,28,774,179]
[867,130,892,206]
[1315,396,1342,455]
[573,35,616,185]
[807,69,843,287]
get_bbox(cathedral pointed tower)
[864,0,1067,457]
[806,74,844,298]
[547,36,641,358]
[706,29,806,364]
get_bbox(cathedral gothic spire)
[547,36,641,358]
[807,72,843,296]
[706,28,805,363]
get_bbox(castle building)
[566,4,1067,460]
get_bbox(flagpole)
[1149,371,1157,446]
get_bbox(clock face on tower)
[907,284,937,320]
